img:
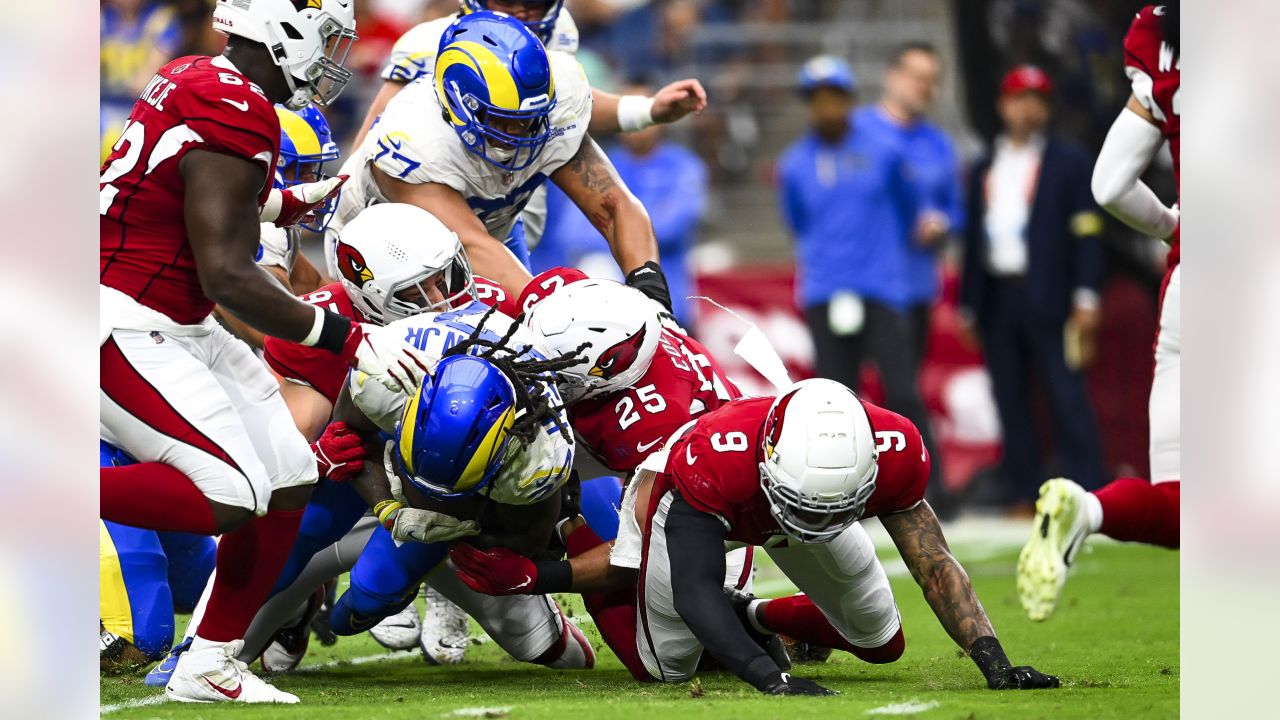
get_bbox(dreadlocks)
[441,304,589,445]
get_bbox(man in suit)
[960,66,1106,508]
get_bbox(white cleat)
[368,601,422,651]
[420,586,469,665]
[1017,478,1092,622]
[165,638,298,704]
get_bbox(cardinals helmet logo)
[763,387,800,458]
[336,242,374,288]
[294,0,324,10]
[588,325,648,380]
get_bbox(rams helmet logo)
[336,242,374,287]
[588,325,648,380]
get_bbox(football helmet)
[523,279,662,403]
[759,379,879,544]
[458,1,565,44]
[275,104,341,232]
[212,0,358,110]
[394,355,518,499]
[435,12,557,171]
[331,203,476,325]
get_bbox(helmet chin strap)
[279,68,313,110]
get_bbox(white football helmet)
[213,0,358,110]
[759,379,879,543]
[331,203,476,325]
[524,279,663,403]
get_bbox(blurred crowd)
[101,0,1175,516]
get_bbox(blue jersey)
[778,115,917,309]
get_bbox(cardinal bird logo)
[763,388,800,458]
[295,0,325,10]
[336,242,374,288]
[588,325,647,380]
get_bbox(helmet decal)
[336,241,374,287]
[763,387,800,459]
[588,324,648,380]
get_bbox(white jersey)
[380,12,580,84]
[331,51,592,247]
[348,301,575,506]
[255,223,297,273]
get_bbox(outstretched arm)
[587,80,708,135]
[882,501,1059,690]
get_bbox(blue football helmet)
[435,12,558,172]
[458,1,565,44]
[394,355,518,499]
[275,104,342,232]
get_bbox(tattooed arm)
[881,501,1060,690]
[550,135,658,276]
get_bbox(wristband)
[531,560,573,594]
[617,95,656,133]
[374,499,405,530]
[303,308,352,355]
[968,636,1012,680]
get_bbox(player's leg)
[1018,267,1180,620]
[156,532,217,614]
[100,329,272,534]
[635,492,707,682]
[100,520,175,672]
[759,523,905,663]
[428,570,595,669]
[330,524,447,635]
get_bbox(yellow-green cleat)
[1017,478,1092,621]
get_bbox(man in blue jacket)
[959,66,1106,507]
[777,54,953,515]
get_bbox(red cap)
[1000,65,1054,97]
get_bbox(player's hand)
[986,665,1060,690]
[260,174,347,228]
[343,323,432,394]
[625,261,674,313]
[650,78,708,124]
[761,672,838,696]
[310,421,369,482]
[376,500,480,544]
[450,543,539,596]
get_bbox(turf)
[100,539,1178,719]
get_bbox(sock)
[760,594,904,663]
[1093,478,1179,548]
[101,463,217,534]
[1081,491,1103,533]
[196,508,305,642]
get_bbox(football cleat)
[368,599,422,651]
[144,636,191,687]
[166,638,298,704]
[779,635,833,665]
[100,624,151,675]
[420,586,469,665]
[260,588,325,673]
[1017,478,1093,621]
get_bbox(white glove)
[351,322,433,394]
[259,175,347,228]
[392,507,480,545]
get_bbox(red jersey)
[100,56,280,325]
[657,396,929,545]
[263,283,362,404]
[1124,6,1180,191]
[516,266,590,316]
[572,328,742,474]
[474,275,519,318]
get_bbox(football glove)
[450,543,539,596]
[760,672,837,696]
[986,665,1061,690]
[310,421,369,482]
[260,175,347,228]
[375,500,479,545]
[624,261,674,313]
[342,322,432,394]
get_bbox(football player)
[455,380,1059,693]
[1018,2,1181,621]
[351,0,707,252]
[99,0,429,704]
[330,12,675,310]
[216,103,340,348]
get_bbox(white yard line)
[446,706,515,717]
[865,699,941,715]
[100,695,168,715]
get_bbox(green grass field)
[100,531,1178,719]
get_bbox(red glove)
[261,174,347,228]
[450,543,539,596]
[310,421,369,482]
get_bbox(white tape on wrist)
[260,188,283,223]
[301,305,325,347]
[617,95,656,132]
